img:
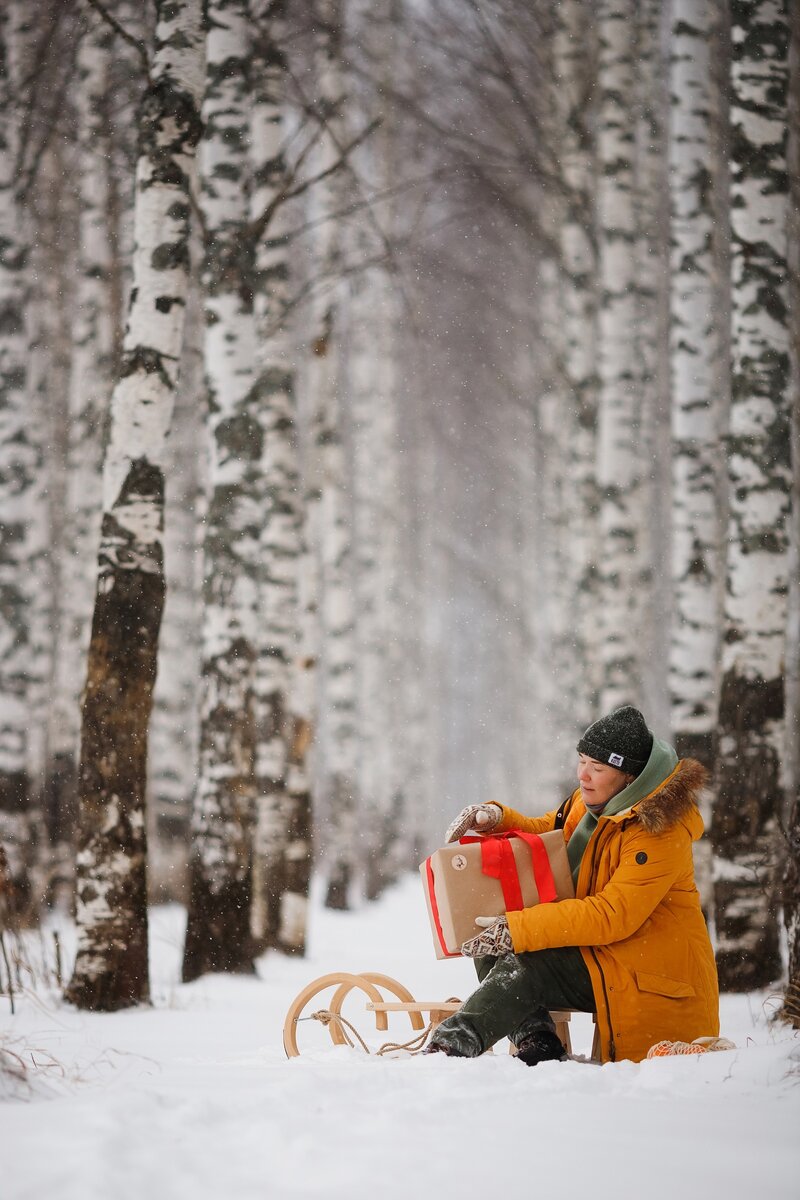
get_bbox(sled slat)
[366,1002,462,1013]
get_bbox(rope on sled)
[302,998,463,1057]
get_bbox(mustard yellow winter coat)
[496,758,719,1063]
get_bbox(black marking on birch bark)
[712,667,784,990]
[203,237,256,306]
[155,294,185,312]
[280,786,311,955]
[138,81,203,189]
[783,795,800,1024]
[673,730,715,772]
[0,301,25,337]
[120,345,174,387]
[214,413,264,461]
[0,771,32,917]
[714,899,782,992]
[252,366,293,400]
[42,750,78,857]
[98,459,164,576]
[0,771,27,816]
[151,240,190,271]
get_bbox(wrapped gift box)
[420,829,575,959]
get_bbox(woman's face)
[577,754,634,814]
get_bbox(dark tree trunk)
[182,857,256,981]
[64,0,203,1011]
[65,557,164,1010]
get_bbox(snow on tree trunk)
[306,0,359,911]
[246,0,308,953]
[713,0,790,992]
[47,17,116,898]
[595,0,645,712]
[0,2,36,922]
[183,0,260,982]
[65,0,204,1011]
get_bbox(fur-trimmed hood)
[630,757,709,835]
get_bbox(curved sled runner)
[283,972,593,1058]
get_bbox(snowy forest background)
[0,0,798,1017]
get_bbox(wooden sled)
[283,971,599,1059]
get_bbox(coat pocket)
[635,970,695,1000]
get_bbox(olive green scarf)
[566,737,679,884]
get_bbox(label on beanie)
[608,753,624,767]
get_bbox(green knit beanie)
[576,706,653,776]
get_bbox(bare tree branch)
[82,0,151,81]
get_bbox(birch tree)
[47,15,115,889]
[305,0,360,910]
[183,0,260,981]
[148,271,204,899]
[782,0,800,1028]
[554,0,600,729]
[345,0,411,899]
[713,0,790,991]
[65,0,204,1011]
[595,0,646,712]
[0,1,36,920]
[247,0,308,953]
[667,0,726,913]
[634,0,672,732]
[668,0,724,769]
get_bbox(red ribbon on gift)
[461,830,557,910]
[424,830,559,958]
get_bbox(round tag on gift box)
[451,854,467,871]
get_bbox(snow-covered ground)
[2,875,798,1200]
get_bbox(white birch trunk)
[247,0,309,952]
[536,251,575,770]
[148,264,204,902]
[668,0,724,761]
[183,0,260,981]
[306,0,359,909]
[713,0,790,991]
[554,0,601,729]
[65,0,204,1010]
[47,18,116,878]
[783,0,800,1024]
[28,130,78,908]
[0,1,36,920]
[668,0,725,915]
[635,0,673,734]
[595,0,645,712]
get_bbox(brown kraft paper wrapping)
[420,829,575,959]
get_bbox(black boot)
[423,1041,458,1056]
[514,1029,567,1066]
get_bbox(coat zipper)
[584,820,618,1061]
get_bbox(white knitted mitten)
[444,803,502,844]
[460,915,513,958]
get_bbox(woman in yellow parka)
[426,706,720,1065]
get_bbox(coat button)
[636,851,648,865]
